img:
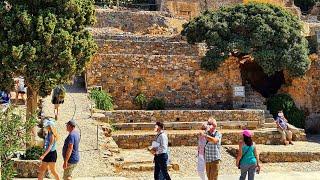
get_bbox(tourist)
[197,122,207,180]
[236,130,260,180]
[38,118,60,180]
[15,77,26,105]
[51,85,66,120]
[63,119,80,180]
[203,117,222,180]
[276,110,297,145]
[0,90,11,112]
[151,121,171,180]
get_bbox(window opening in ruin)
[240,61,285,98]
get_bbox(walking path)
[41,84,113,177]
[14,171,320,180]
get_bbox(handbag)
[238,146,251,169]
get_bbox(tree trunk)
[26,87,38,146]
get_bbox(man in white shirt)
[152,122,171,180]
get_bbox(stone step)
[95,39,200,56]
[225,141,320,163]
[111,128,306,149]
[263,122,277,128]
[112,121,260,131]
[265,117,275,123]
[114,149,179,172]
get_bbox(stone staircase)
[244,84,276,128]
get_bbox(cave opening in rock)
[240,61,285,98]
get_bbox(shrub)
[294,0,317,12]
[134,93,148,109]
[0,107,37,179]
[267,93,305,128]
[147,98,165,110]
[89,89,114,111]
[24,146,44,160]
[182,3,310,77]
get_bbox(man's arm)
[205,133,221,144]
[63,143,73,169]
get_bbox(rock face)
[13,159,40,178]
[280,57,320,132]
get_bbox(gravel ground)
[115,145,320,179]
[41,83,320,179]
[42,84,113,177]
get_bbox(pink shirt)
[198,135,206,156]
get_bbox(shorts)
[18,91,26,94]
[42,150,57,162]
[63,163,77,180]
[52,97,64,105]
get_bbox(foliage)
[182,3,310,77]
[267,93,305,128]
[95,0,150,7]
[147,98,165,110]
[294,0,318,12]
[0,0,97,97]
[0,107,37,179]
[89,89,114,110]
[134,93,148,109]
[24,146,44,160]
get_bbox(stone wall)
[159,0,287,19]
[112,128,306,149]
[280,57,320,132]
[94,9,173,33]
[86,51,242,109]
[13,159,40,178]
[104,109,264,123]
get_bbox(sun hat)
[242,129,253,137]
[43,118,55,128]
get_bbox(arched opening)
[240,61,285,98]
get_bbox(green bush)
[0,107,37,179]
[147,98,165,110]
[267,93,305,128]
[89,89,114,111]
[134,93,148,109]
[182,3,310,77]
[306,36,318,54]
[24,146,44,160]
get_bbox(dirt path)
[42,84,112,177]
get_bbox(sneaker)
[289,141,294,145]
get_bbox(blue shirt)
[240,144,257,166]
[44,132,56,152]
[0,91,10,104]
[63,131,80,164]
[276,116,288,129]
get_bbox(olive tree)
[0,0,97,119]
[182,3,310,77]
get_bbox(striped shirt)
[205,130,222,162]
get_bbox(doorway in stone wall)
[240,61,285,98]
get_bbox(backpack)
[53,85,66,101]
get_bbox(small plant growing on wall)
[134,93,148,109]
[89,88,114,111]
[147,98,165,110]
[24,146,44,160]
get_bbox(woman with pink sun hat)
[236,129,261,180]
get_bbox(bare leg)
[48,162,60,180]
[38,162,48,180]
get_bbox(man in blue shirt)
[276,110,297,145]
[62,119,80,180]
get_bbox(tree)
[181,3,310,77]
[0,107,37,179]
[0,0,97,119]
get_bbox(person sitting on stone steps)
[275,110,298,145]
